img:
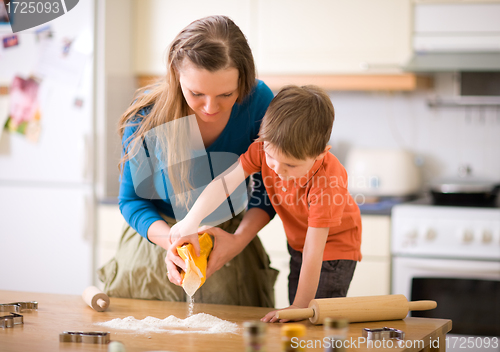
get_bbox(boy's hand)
[260,305,302,323]
[169,219,201,250]
[165,232,201,286]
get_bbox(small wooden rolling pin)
[276,294,437,325]
[82,286,110,312]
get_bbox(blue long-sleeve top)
[118,80,276,239]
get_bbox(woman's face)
[179,60,239,124]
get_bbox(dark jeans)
[288,243,357,305]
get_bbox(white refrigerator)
[0,0,95,294]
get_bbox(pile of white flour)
[96,313,239,334]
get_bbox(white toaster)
[344,148,422,197]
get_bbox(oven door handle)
[404,262,500,275]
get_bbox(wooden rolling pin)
[82,286,110,312]
[276,294,437,325]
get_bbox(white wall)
[326,74,500,187]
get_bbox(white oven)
[391,202,500,352]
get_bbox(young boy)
[169,85,362,322]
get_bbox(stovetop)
[404,195,500,209]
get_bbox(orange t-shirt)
[240,141,362,261]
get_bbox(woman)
[98,15,278,307]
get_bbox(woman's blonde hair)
[258,85,335,160]
[118,15,256,208]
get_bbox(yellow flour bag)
[176,233,213,297]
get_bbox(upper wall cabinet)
[135,0,411,75]
[133,0,428,91]
[134,0,254,75]
[254,0,412,74]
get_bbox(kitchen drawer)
[269,254,291,309]
[95,204,124,289]
[97,204,125,246]
[346,215,391,296]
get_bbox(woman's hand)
[260,305,302,323]
[198,225,245,279]
[165,232,201,286]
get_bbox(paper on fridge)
[34,39,89,87]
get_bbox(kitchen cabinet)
[347,215,391,297]
[95,204,125,286]
[133,0,431,91]
[257,73,432,91]
[133,0,254,75]
[255,0,412,75]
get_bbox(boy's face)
[263,143,317,181]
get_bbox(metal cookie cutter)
[0,301,38,313]
[362,327,405,340]
[0,312,24,328]
[59,331,111,344]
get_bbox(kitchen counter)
[0,290,451,352]
[358,197,421,216]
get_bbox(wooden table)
[0,290,451,352]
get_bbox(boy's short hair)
[257,85,335,160]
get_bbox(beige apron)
[98,213,279,307]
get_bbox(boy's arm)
[203,207,271,279]
[166,161,251,285]
[170,160,250,241]
[292,226,330,308]
[261,226,329,323]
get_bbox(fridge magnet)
[62,38,73,56]
[35,26,53,42]
[74,97,84,109]
[5,76,40,139]
[2,34,18,48]
[25,109,41,143]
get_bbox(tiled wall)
[328,74,500,190]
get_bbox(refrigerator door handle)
[83,193,94,242]
[82,134,93,182]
